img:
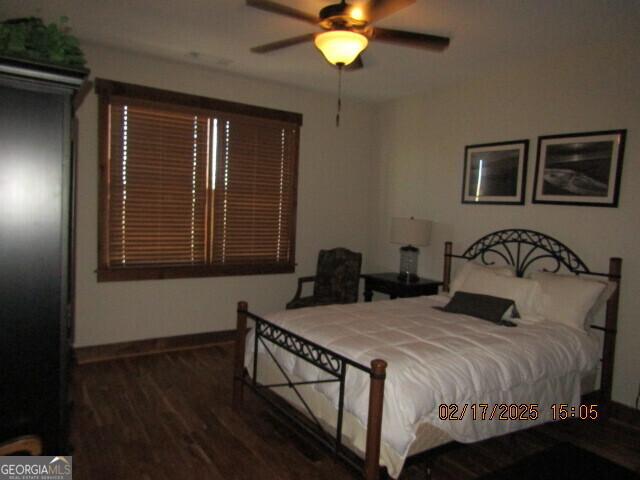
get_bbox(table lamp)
[390,217,432,283]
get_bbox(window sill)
[97,263,295,282]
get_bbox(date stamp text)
[438,403,599,421]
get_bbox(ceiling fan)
[246,0,450,70]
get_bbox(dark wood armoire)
[0,57,87,454]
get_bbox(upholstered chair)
[286,248,362,309]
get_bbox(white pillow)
[450,261,516,296]
[458,267,542,319]
[530,272,609,330]
[590,279,618,317]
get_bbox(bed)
[231,229,622,480]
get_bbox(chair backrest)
[313,248,362,304]
[0,435,42,456]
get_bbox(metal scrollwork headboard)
[441,228,622,403]
[459,229,593,277]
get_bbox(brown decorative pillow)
[438,291,517,326]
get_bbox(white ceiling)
[2,0,638,101]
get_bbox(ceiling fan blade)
[246,0,318,25]
[362,0,416,23]
[250,33,315,53]
[371,27,450,51]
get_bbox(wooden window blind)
[107,99,210,267]
[212,114,297,267]
[96,79,302,281]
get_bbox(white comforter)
[244,295,599,469]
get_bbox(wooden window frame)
[96,79,302,282]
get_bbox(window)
[96,79,302,281]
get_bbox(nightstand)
[361,273,443,302]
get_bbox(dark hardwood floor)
[70,343,640,479]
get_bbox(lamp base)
[398,245,419,283]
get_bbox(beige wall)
[74,44,375,347]
[76,37,639,407]
[369,39,639,406]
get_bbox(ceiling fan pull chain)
[336,63,343,127]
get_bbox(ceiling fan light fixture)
[349,5,365,21]
[314,30,368,66]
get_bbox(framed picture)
[533,130,626,207]
[462,140,529,205]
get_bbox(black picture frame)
[532,130,626,207]
[461,140,529,205]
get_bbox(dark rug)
[476,442,640,480]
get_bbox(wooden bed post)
[601,258,622,404]
[364,359,387,480]
[233,301,248,410]
[443,241,452,293]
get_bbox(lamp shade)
[390,217,432,246]
[314,30,368,66]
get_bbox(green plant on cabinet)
[0,16,86,68]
